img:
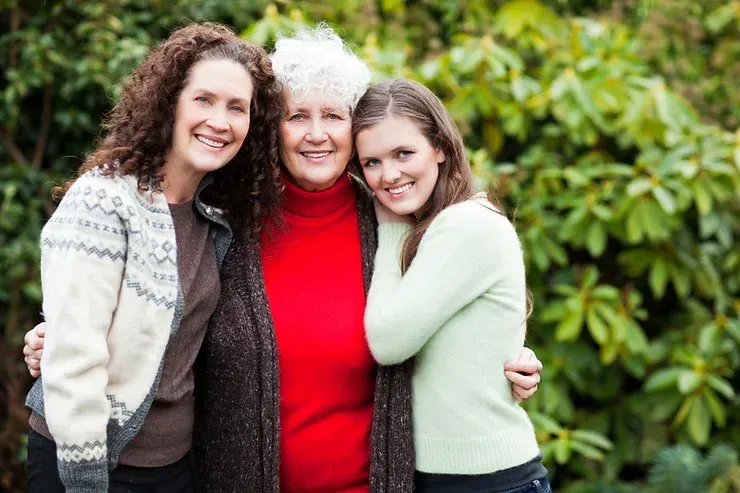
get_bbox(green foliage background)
[1,0,739,491]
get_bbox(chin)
[382,201,420,217]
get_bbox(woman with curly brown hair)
[23,22,281,493]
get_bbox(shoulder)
[432,198,518,242]
[52,169,169,234]
[63,168,140,205]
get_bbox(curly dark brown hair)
[55,22,283,236]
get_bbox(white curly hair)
[270,24,371,112]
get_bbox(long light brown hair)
[352,78,501,272]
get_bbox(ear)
[435,148,446,164]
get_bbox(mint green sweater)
[365,197,541,474]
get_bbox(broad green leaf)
[677,370,703,395]
[571,429,613,450]
[686,398,711,446]
[586,221,607,256]
[649,260,669,298]
[591,285,620,301]
[569,440,605,461]
[554,438,572,464]
[706,374,735,399]
[586,306,609,344]
[669,265,692,298]
[652,186,677,214]
[530,412,564,434]
[582,266,600,289]
[644,367,684,392]
[600,340,620,365]
[627,178,652,197]
[705,3,738,33]
[624,319,649,354]
[555,309,585,341]
[703,388,727,428]
[725,321,740,345]
[694,181,713,215]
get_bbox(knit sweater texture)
[192,174,415,493]
[119,199,220,466]
[365,197,541,474]
[25,170,231,493]
[261,174,375,492]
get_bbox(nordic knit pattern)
[25,170,231,493]
[192,176,415,493]
[365,198,541,474]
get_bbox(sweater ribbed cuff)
[58,457,109,493]
[376,222,411,261]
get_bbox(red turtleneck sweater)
[260,173,376,493]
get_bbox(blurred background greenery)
[1,0,739,491]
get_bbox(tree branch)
[32,84,54,169]
[0,128,30,167]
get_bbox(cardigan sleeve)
[365,201,524,365]
[39,173,128,493]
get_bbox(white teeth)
[388,183,414,194]
[196,135,226,148]
[302,151,330,158]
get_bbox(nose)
[206,108,230,133]
[305,118,328,143]
[381,162,402,184]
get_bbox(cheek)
[279,125,300,152]
[363,168,384,193]
[235,118,251,142]
[334,125,353,154]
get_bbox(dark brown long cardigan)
[192,179,415,492]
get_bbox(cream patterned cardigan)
[26,168,231,493]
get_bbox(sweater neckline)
[281,171,354,218]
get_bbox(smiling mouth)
[195,135,227,148]
[386,182,415,195]
[301,151,331,160]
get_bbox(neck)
[161,153,206,204]
[281,171,354,218]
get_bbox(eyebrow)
[359,145,413,160]
[289,105,348,114]
[195,89,249,105]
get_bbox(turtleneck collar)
[281,171,355,218]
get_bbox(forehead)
[184,59,253,98]
[356,116,428,154]
[282,88,347,112]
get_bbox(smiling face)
[278,90,353,192]
[165,58,254,181]
[356,115,445,217]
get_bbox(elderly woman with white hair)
[22,25,542,493]
[190,26,544,493]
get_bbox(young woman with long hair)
[354,78,550,493]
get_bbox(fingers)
[505,369,541,388]
[24,323,46,351]
[504,359,542,375]
[23,322,46,379]
[25,354,41,370]
[513,383,538,402]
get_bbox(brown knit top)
[192,178,415,492]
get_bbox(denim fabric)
[499,477,552,493]
[415,472,551,493]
